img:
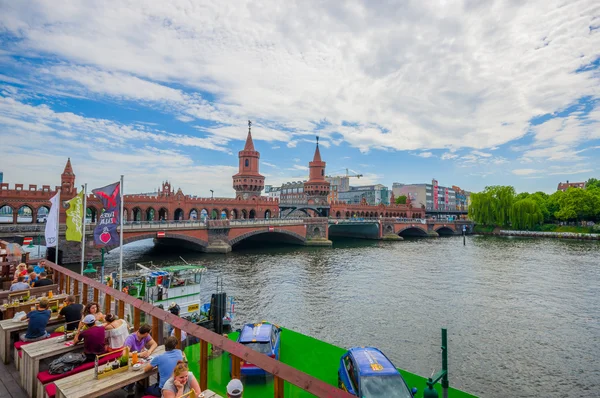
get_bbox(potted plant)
[50,306,58,313]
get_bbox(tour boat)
[120,263,206,317]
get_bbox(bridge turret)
[304,137,330,206]
[233,120,264,200]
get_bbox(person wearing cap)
[227,379,244,398]
[74,314,106,362]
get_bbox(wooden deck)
[0,359,27,398]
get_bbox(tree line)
[468,178,600,230]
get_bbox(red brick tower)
[232,120,264,199]
[61,158,76,196]
[304,137,330,206]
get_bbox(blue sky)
[0,1,599,197]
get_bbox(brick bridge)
[0,218,473,263]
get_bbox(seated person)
[13,263,28,282]
[57,295,84,332]
[143,336,183,397]
[10,276,31,291]
[19,298,51,342]
[32,272,53,287]
[73,314,106,362]
[124,324,158,358]
[162,361,201,398]
[33,260,46,275]
[28,272,38,287]
[103,313,129,351]
[83,302,105,324]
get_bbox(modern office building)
[337,184,391,205]
[325,176,350,203]
[393,179,462,212]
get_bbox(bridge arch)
[249,210,256,219]
[211,209,219,219]
[435,226,456,236]
[158,207,168,221]
[0,204,13,223]
[230,229,306,247]
[221,209,229,220]
[123,208,129,222]
[264,209,271,219]
[398,225,428,237]
[17,204,34,223]
[335,211,341,218]
[37,205,50,223]
[241,209,248,219]
[87,207,100,222]
[106,232,209,252]
[189,208,198,220]
[146,207,156,221]
[230,209,239,219]
[174,208,184,221]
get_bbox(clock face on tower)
[243,193,249,200]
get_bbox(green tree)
[468,185,515,226]
[510,198,543,230]
[555,187,595,221]
[395,195,407,205]
[515,192,530,201]
[586,178,600,190]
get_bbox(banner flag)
[44,192,60,247]
[65,191,85,242]
[92,182,121,246]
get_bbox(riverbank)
[473,225,600,240]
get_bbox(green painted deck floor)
[184,327,478,398]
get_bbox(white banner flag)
[44,192,60,247]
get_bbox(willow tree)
[469,186,515,226]
[510,198,543,230]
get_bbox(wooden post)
[93,287,99,303]
[118,300,125,319]
[65,276,71,294]
[82,283,88,305]
[274,376,284,398]
[73,279,79,296]
[199,339,208,391]
[175,328,181,348]
[133,307,141,330]
[152,316,159,343]
[104,293,111,315]
[231,354,241,380]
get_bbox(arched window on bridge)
[17,205,33,223]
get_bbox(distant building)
[452,186,471,211]
[280,181,306,204]
[0,172,3,184]
[392,179,458,212]
[557,180,586,191]
[338,184,391,205]
[325,176,350,203]
[265,185,281,200]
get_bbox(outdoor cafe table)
[20,335,82,397]
[54,346,166,398]
[0,293,71,319]
[0,315,63,364]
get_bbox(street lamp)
[210,190,214,199]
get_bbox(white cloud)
[287,141,298,148]
[261,161,277,168]
[512,168,538,176]
[417,152,434,158]
[441,152,458,160]
[271,145,281,149]
[288,165,309,171]
[0,0,597,156]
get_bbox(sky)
[0,0,599,197]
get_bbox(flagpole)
[119,175,124,292]
[80,183,87,275]
[55,188,61,265]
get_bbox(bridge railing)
[43,260,353,398]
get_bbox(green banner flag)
[66,190,84,242]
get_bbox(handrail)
[44,260,353,398]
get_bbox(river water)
[93,236,599,397]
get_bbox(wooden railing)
[45,260,353,398]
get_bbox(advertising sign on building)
[433,179,439,210]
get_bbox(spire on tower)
[312,136,322,162]
[244,120,255,151]
[62,158,74,175]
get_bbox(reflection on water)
[86,236,600,397]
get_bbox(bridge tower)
[232,121,265,200]
[304,137,330,215]
[61,158,76,196]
